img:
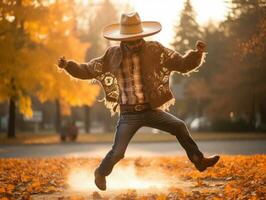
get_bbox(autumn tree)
[170,0,205,119]
[78,0,118,132]
[0,0,48,137]
[171,0,202,53]
[78,0,118,58]
[35,0,101,133]
[206,0,266,129]
[0,0,100,137]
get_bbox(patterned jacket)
[65,41,206,115]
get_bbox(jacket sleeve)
[64,50,108,80]
[159,43,206,74]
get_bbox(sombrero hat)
[103,12,162,41]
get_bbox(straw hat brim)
[103,21,162,41]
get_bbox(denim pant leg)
[98,114,142,176]
[144,109,203,163]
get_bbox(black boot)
[94,168,106,191]
[194,155,220,172]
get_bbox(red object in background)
[68,122,78,141]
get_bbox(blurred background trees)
[0,0,266,137]
[0,0,101,137]
[0,0,48,137]
[171,0,202,53]
[204,0,266,131]
[78,0,118,132]
[180,0,266,131]
[170,0,206,121]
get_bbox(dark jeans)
[97,109,203,176]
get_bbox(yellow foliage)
[33,0,101,107]
[18,96,33,118]
[0,0,100,114]
[60,100,71,116]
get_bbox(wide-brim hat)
[103,12,162,41]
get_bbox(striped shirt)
[118,39,147,105]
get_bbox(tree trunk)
[7,97,16,138]
[84,105,91,133]
[55,99,61,133]
[260,102,266,125]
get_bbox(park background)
[0,0,266,199]
[1,0,266,139]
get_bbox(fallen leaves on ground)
[0,155,265,199]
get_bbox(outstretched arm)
[57,57,100,79]
[161,41,206,74]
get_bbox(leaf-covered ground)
[0,155,265,199]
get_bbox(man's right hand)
[196,41,206,53]
[58,56,67,69]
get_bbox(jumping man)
[57,12,220,191]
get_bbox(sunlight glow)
[78,0,229,46]
[68,169,92,191]
[124,0,229,46]
[68,165,170,192]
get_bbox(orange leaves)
[18,95,33,118]
[0,0,100,117]
[0,187,5,193]
[0,158,65,199]
[21,174,31,183]
[0,155,265,199]
[30,179,41,190]
[6,184,15,193]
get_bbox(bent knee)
[179,120,188,131]
[109,149,125,161]
[170,120,189,135]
